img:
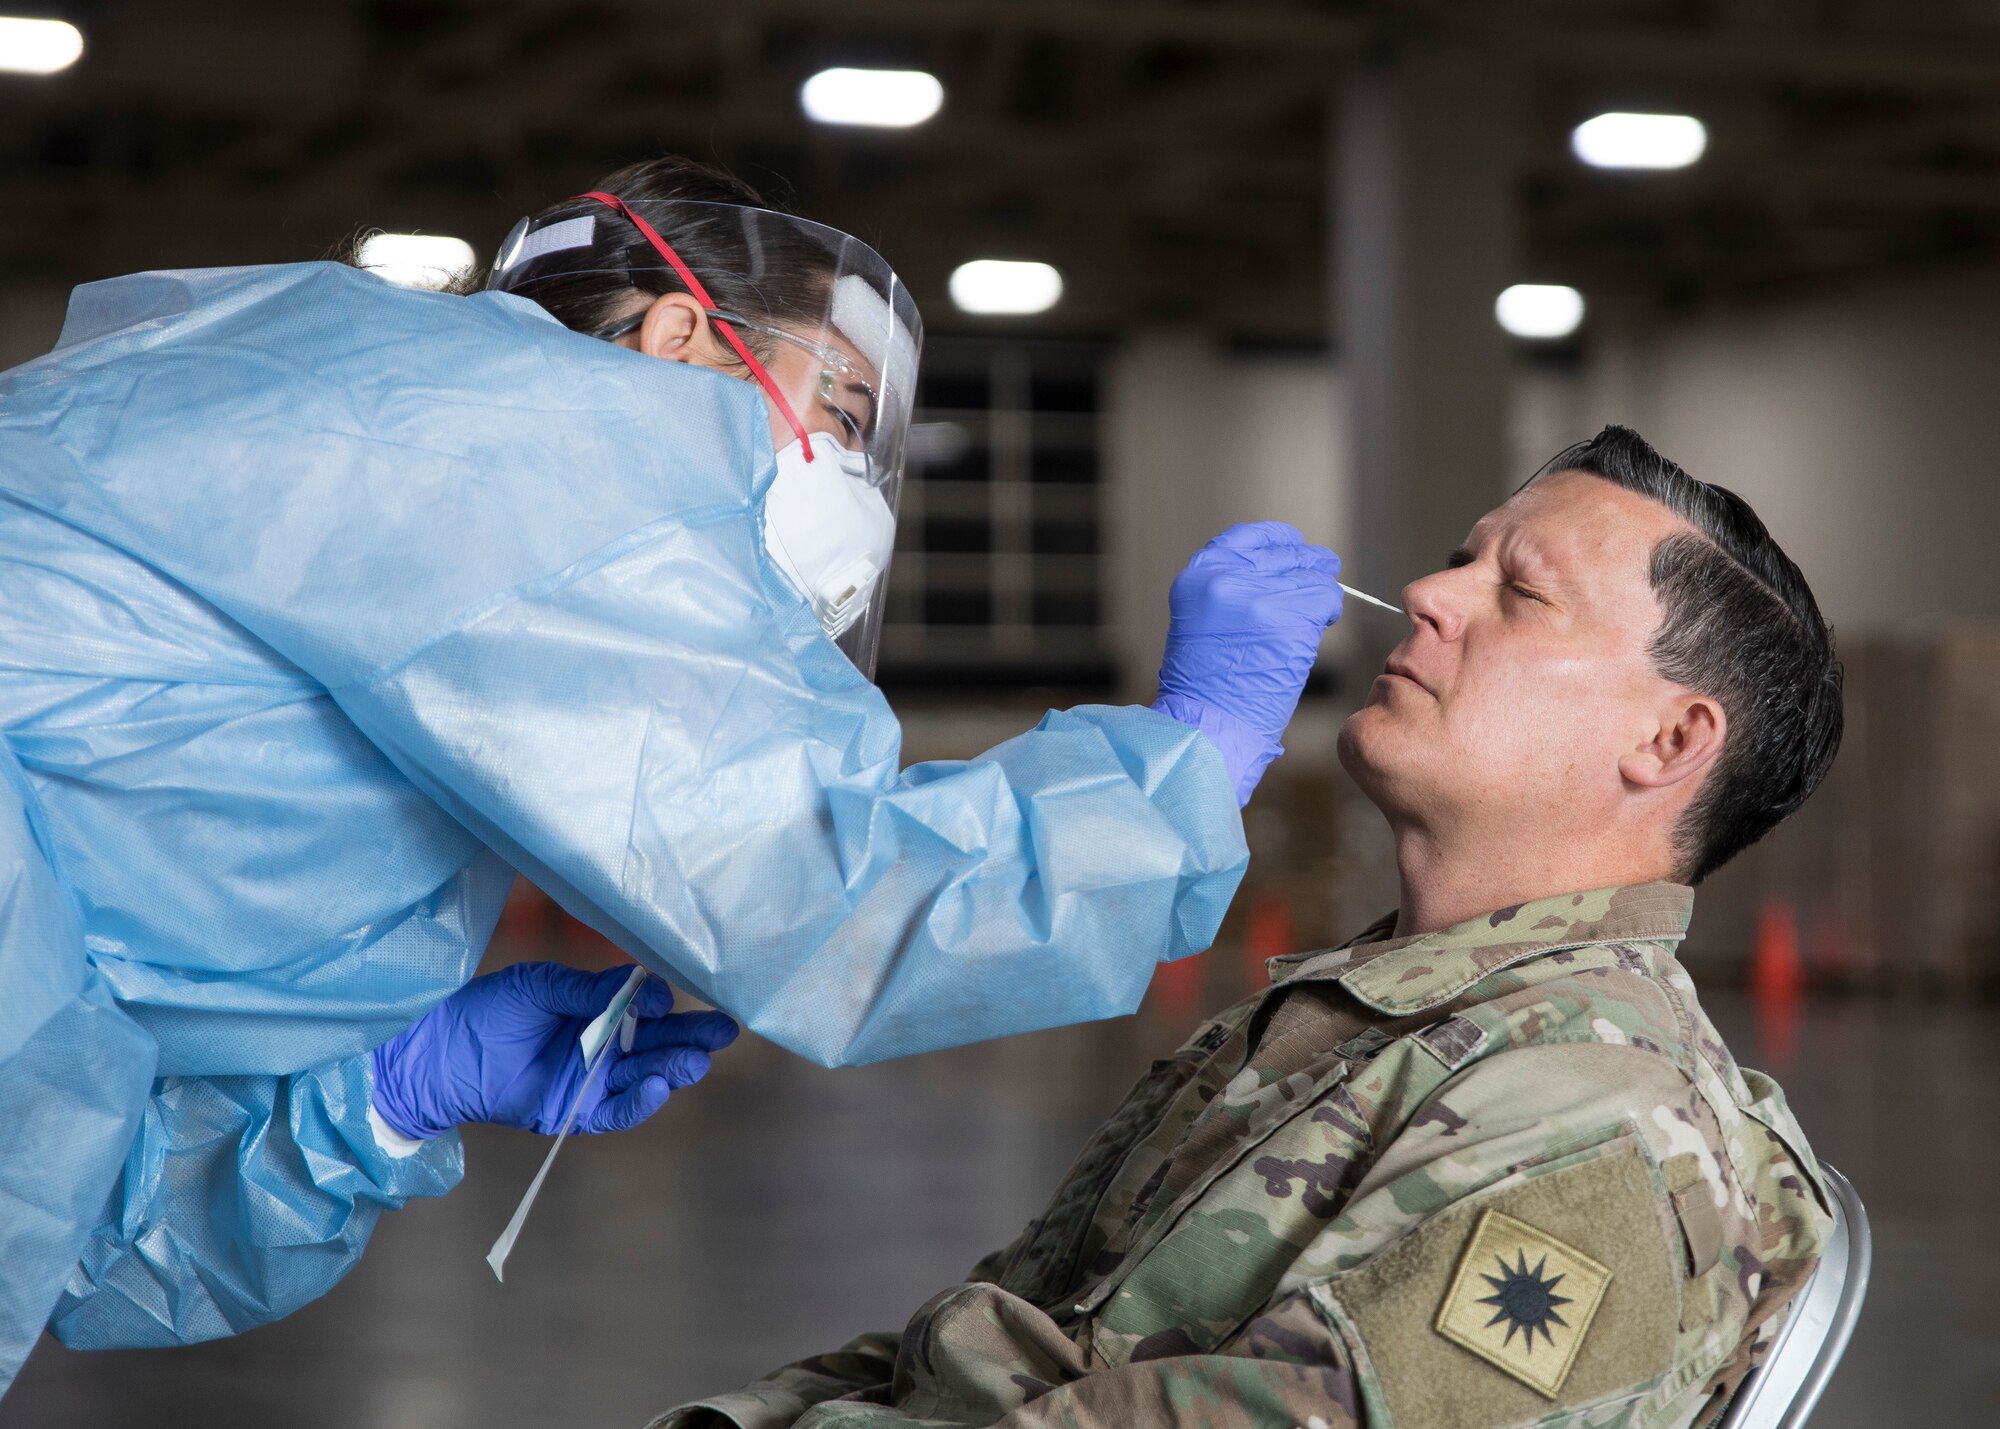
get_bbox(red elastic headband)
[577,191,815,461]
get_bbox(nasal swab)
[1340,582,1405,616]
[486,965,648,1281]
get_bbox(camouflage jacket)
[653,883,1831,1429]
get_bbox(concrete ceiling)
[6,0,2000,342]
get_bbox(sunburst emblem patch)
[1435,1209,1613,1398]
[1478,1249,1572,1349]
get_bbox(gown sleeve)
[0,261,1250,1069]
[0,702,465,1364]
[0,748,155,1391]
[45,1050,464,1352]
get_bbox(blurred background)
[2,1,1997,1424]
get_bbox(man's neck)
[1390,819,1674,938]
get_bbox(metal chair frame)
[1716,1162,1872,1429]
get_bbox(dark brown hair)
[343,156,834,371]
[1535,425,1843,883]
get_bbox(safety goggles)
[590,302,887,488]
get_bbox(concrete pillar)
[1106,332,1211,703]
[1335,46,1516,613]
[1105,333,1349,701]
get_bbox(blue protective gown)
[0,262,1248,1389]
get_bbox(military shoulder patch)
[1434,1209,1612,1398]
[1310,1135,1678,1429]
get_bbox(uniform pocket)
[1084,1075,1370,1366]
[990,1023,1241,1307]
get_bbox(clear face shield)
[486,194,922,678]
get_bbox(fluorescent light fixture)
[356,233,476,291]
[949,260,1063,316]
[801,67,944,128]
[1572,112,1707,170]
[1495,284,1585,340]
[0,16,82,74]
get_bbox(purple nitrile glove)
[370,962,739,1140]
[1151,521,1344,806]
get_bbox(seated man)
[653,426,1841,1429]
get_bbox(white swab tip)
[1338,583,1405,615]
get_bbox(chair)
[1717,1162,1872,1429]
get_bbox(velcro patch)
[1312,1137,1678,1429]
[1434,1210,1612,1398]
[1414,1015,1485,1071]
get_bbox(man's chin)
[1336,706,1388,783]
[1337,704,1424,807]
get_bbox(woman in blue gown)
[0,157,1341,1390]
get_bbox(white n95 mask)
[762,430,897,649]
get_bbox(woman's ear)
[1619,691,1726,793]
[632,292,714,363]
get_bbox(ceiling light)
[1495,284,1585,340]
[1571,112,1707,170]
[800,68,944,128]
[0,16,82,74]
[356,233,476,291]
[949,260,1063,316]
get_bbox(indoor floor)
[8,963,1993,1427]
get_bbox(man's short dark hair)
[1532,425,1843,883]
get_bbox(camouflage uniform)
[652,883,1831,1429]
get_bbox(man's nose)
[1401,570,1463,642]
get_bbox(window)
[878,337,1110,690]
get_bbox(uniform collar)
[1268,882,1694,1016]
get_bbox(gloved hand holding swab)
[486,965,650,1281]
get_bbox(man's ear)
[633,292,713,363]
[1619,691,1726,792]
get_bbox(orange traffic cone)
[1752,898,1805,1003]
[1751,897,1803,1070]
